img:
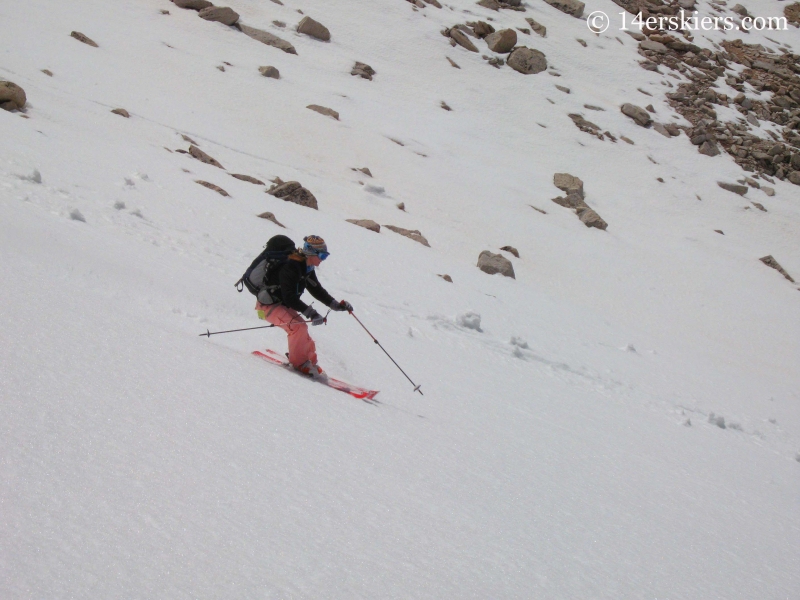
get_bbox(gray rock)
[257,212,285,227]
[620,103,652,127]
[346,219,381,233]
[761,186,775,196]
[195,180,229,196]
[470,21,495,38]
[553,173,584,196]
[351,62,376,80]
[306,104,339,120]
[259,66,280,79]
[732,3,749,16]
[699,141,720,157]
[438,274,453,283]
[500,245,519,258]
[238,24,297,55]
[71,31,98,47]
[450,28,479,52]
[297,16,330,41]
[111,108,130,118]
[198,6,240,26]
[0,81,26,111]
[717,181,748,196]
[507,47,547,75]
[789,171,800,186]
[653,123,671,137]
[477,251,515,278]
[525,17,547,37]
[577,207,608,230]
[231,174,265,185]
[485,29,517,53]
[640,39,668,54]
[760,255,795,282]
[551,192,588,210]
[477,0,501,9]
[384,225,430,247]
[268,181,318,209]
[189,145,224,169]
[542,0,585,18]
[173,0,212,9]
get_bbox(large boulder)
[485,29,517,53]
[542,0,585,17]
[238,24,297,54]
[620,103,652,127]
[268,181,318,209]
[507,47,547,74]
[198,6,240,25]
[297,16,330,41]
[477,251,515,278]
[0,81,26,111]
[172,0,212,9]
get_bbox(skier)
[254,235,353,378]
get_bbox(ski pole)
[348,311,423,395]
[199,320,311,338]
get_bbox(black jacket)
[269,255,335,313]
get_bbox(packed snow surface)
[1,0,798,598]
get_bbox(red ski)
[253,349,379,401]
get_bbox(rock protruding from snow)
[196,180,230,196]
[189,145,224,169]
[485,29,517,53]
[257,212,285,227]
[297,16,330,41]
[268,181,319,210]
[449,28,479,52]
[71,31,98,47]
[198,6,240,25]
[172,0,212,9]
[469,21,495,38]
[507,47,547,74]
[306,105,339,120]
[542,0,585,17]
[717,182,748,196]
[384,225,430,247]
[620,104,652,127]
[577,207,608,230]
[438,274,453,283]
[0,81,27,111]
[346,219,381,233]
[525,17,547,37]
[500,245,520,258]
[477,251,515,278]
[760,255,795,282]
[238,24,297,55]
[351,62,376,80]
[111,108,130,118]
[259,66,280,79]
[553,173,584,196]
[230,174,265,185]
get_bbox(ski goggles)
[316,251,330,261]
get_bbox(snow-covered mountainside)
[2,0,799,597]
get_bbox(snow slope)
[1,0,799,598]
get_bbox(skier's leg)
[260,304,318,368]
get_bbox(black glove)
[303,306,326,326]
[330,299,353,312]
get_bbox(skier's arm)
[305,271,336,307]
